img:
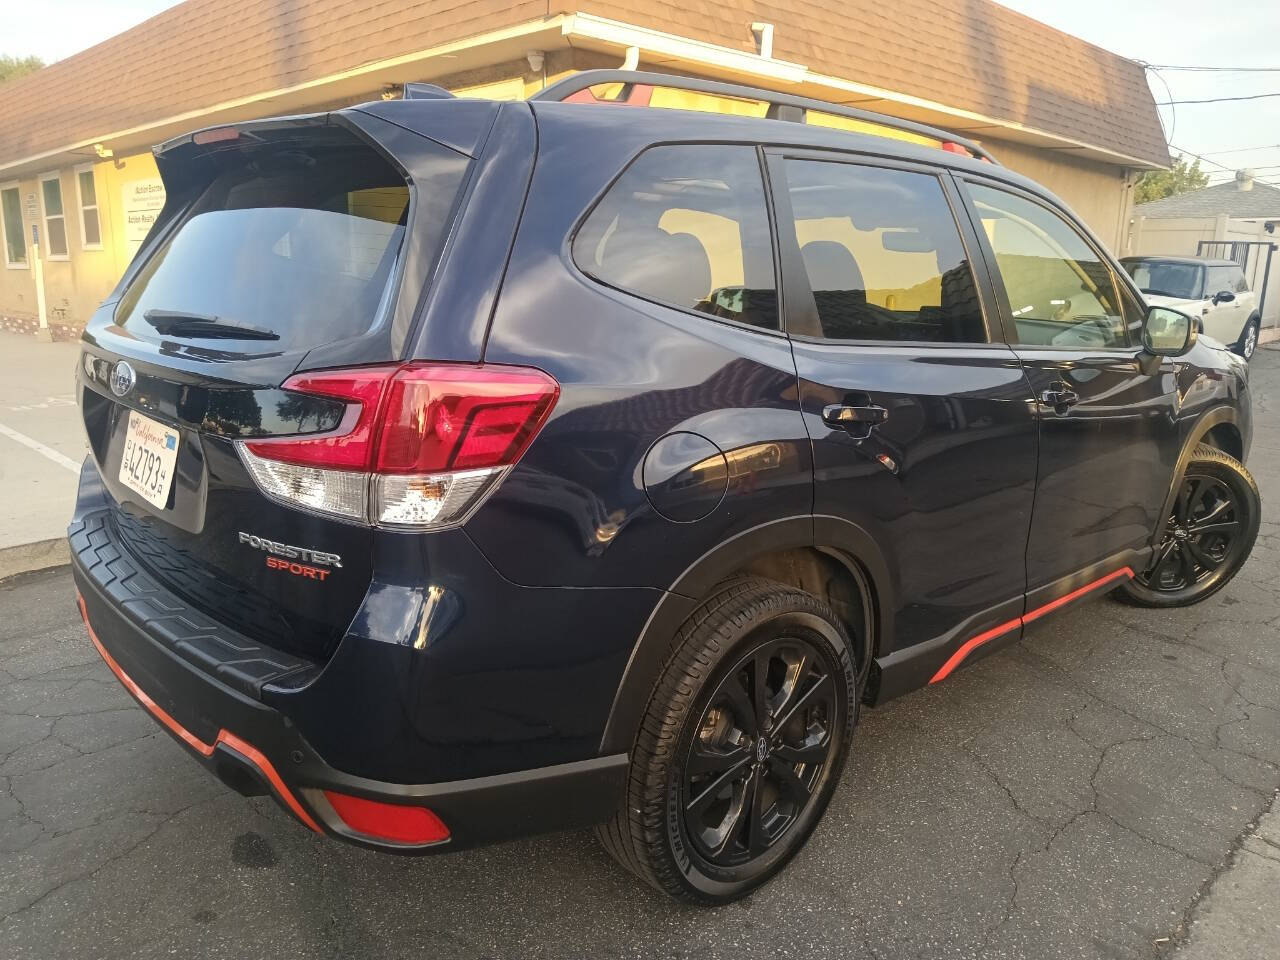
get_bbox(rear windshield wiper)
[143,309,280,341]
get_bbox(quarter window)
[40,174,69,259]
[1,185,24,266]
[75,167,102,249]
[780,159,987,343]
[966,183,1125,348]
[574,145,778,330]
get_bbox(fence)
[1197,239,1277,328]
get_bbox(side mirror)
[1213,290,1236,305]
[1143,305,1197,356]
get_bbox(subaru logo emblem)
[109,361,136,398]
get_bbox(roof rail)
[531,70,997,164]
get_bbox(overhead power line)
[1168,144,1234,172]
[1155,92,1280,105]
[1199,143,1280,156]
[1145,64,1280,73]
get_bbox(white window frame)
[73,163,103,251]
[0,180,26,269]
[39,172,70,261]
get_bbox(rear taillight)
[237,362,559,530]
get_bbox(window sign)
[123,178,166,258]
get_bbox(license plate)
[118,410,180,509]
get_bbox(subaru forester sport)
[71,71,1259,903]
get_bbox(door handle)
[823,403,888,436]
[1040,382,1079,413]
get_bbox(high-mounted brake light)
[237,363,559,530]
[192,126,242,145]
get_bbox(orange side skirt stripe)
[929,567,1134,684]
[78,593,321,833]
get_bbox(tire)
[596,577,859,903]
[1236,315,1260,360]
[1115,444,1260,608]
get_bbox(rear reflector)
[323,791,450,845]
[237,362,558,530]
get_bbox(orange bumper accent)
[77,593,322,833]
[930,567,1134,684]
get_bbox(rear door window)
[115,137,460,352]
[779,159,987,343]
[573,144,778,330]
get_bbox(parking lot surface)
[3,350,1280,960]
[0,332,84,551]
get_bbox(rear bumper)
[70,505,629,852]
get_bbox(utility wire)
[1199,143,1280,156]
[1145,64,1280,73]
[1168,144,1234,172]
[1145,64,1177,141]
[1155,92,1280,105]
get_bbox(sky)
[993,0,1280,185]
[5,0,1279,182]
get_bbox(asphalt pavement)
[3,351,1280,959]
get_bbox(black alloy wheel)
[1116,444,1259,608]
[681,637,838,868]
[1140,474,1243,592]
[596,577,858,903]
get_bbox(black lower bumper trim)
[73,558,630,852]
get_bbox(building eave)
[0,12,1169,179]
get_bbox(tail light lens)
[237,362,559,530]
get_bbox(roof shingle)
[0,0,1169,168]
[1136,180,1280,219]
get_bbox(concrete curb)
[0,537,70,583]
[1173,791,1280,958]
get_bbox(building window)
[40,173,69,260]
[75,165,102,250]
[1,184,24,267]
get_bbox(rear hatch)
[78,112,472,661]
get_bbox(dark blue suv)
[71,71,1259,902]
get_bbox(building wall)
[983,137,1135,254]
[0,52,1142,337]
[0,152,161,335]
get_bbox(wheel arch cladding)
[598,515,890,755]
[1152,405,1243,549]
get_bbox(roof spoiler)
[532,70,997,164]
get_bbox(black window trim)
[762,146,1007,350]
[951,171,1142,353]
[565,140,788,340]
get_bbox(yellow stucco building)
[0,0,1170,340]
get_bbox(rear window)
[116,138,449,351]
